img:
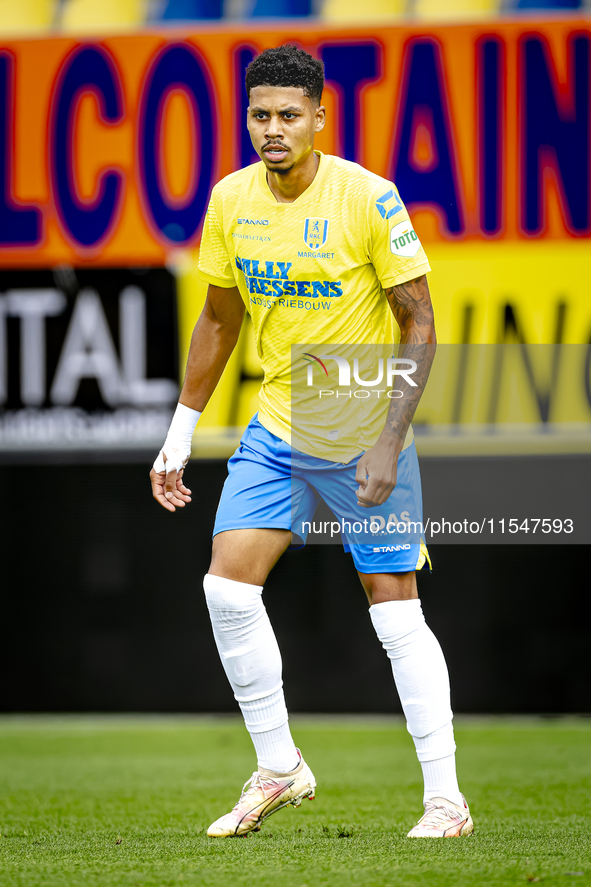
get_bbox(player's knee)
[203,573,263,610]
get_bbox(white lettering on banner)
[119,286,177,405]
[0,286,178,409]
[0,407,173,448]
[5,290,66,406]
[0,298,6,405]
[50,289,123,406]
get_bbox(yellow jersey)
[197,151,431,462]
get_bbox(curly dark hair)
[245,45,324,104]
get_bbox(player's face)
[247,86,325,175]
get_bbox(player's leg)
[312,440,473,836]
[203,417,317,836]
[359,568,459,794]
[206,526,298,774]
[358,569,472,836]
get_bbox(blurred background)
[0,0,589,716]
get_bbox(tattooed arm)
[355,274,436,507]
[382,274,436,447]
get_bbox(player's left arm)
[355,274,436,507]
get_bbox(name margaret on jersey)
[235,257,343,301]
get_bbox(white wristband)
[153,402,202,474]
[168,402,202,444]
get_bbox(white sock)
[203,573,299,773]
[413,722,463,806]
[369,599,462,805]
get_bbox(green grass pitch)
[0,715,589,887]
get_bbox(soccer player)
[150,44,473,839]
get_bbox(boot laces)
[236,772,281,806]
[419,800,463,829]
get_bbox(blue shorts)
[213,414,429,574]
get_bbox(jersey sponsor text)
[236,256,342,299]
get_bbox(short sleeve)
[197,191,237,288]
[368,183,431,288]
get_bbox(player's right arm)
[179,283,245,414]
[150,283,245,513]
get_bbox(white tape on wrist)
[153,403,201,475]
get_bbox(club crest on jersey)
[303,218,329,251]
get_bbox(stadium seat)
[249,0,312,16]
[60,0,147,31]
[322,0,405,21]
[0,0,56,33]
[414,0,499,18]
[158,0,223,20]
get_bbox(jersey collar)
[256,150,333,206]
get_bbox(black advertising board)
[0,268,179,460]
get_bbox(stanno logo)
[237,218,269,225]
[303,218,329,250]
[372,544,411,552]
